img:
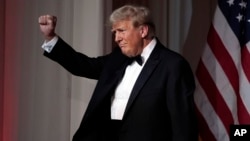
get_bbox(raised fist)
[38,15,57,41]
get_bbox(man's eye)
[112,29,125,35]
[118,29,125,32]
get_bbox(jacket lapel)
[83,53,128,120]
[123,45,161,117]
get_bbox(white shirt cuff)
[41,36,59,53]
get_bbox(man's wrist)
[45,33,57,42]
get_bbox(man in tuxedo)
[38,4,198,141]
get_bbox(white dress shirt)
[111,38,156,120]
[41,36,58,53]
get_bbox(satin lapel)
[123,46,161,118]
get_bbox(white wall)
[70,0,104,139]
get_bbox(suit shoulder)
[155,45,192,72]
[159,46,187,63]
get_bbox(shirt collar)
[140,38,157,65]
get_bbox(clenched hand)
[38,15,57,41]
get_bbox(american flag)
[194,0,250,141]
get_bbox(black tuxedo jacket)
[44,38,198,141]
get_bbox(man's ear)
[140,25,149,38]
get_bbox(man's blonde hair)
[109,5,155,38]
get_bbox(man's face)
[112,20,144,57]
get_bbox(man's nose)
[115,33,122,43]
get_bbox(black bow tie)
[128,55,143,66]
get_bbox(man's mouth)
[119,44,125,48]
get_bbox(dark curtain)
[0,0,5,139]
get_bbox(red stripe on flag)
[207,25,239,94]
[195,106,216,141]
[241,46,250,83]
[207,25,250,124]
[196,60,233,134]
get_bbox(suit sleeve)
[166,58,198,141]
[43,37,107,80]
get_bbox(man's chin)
[121,50,132,57]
